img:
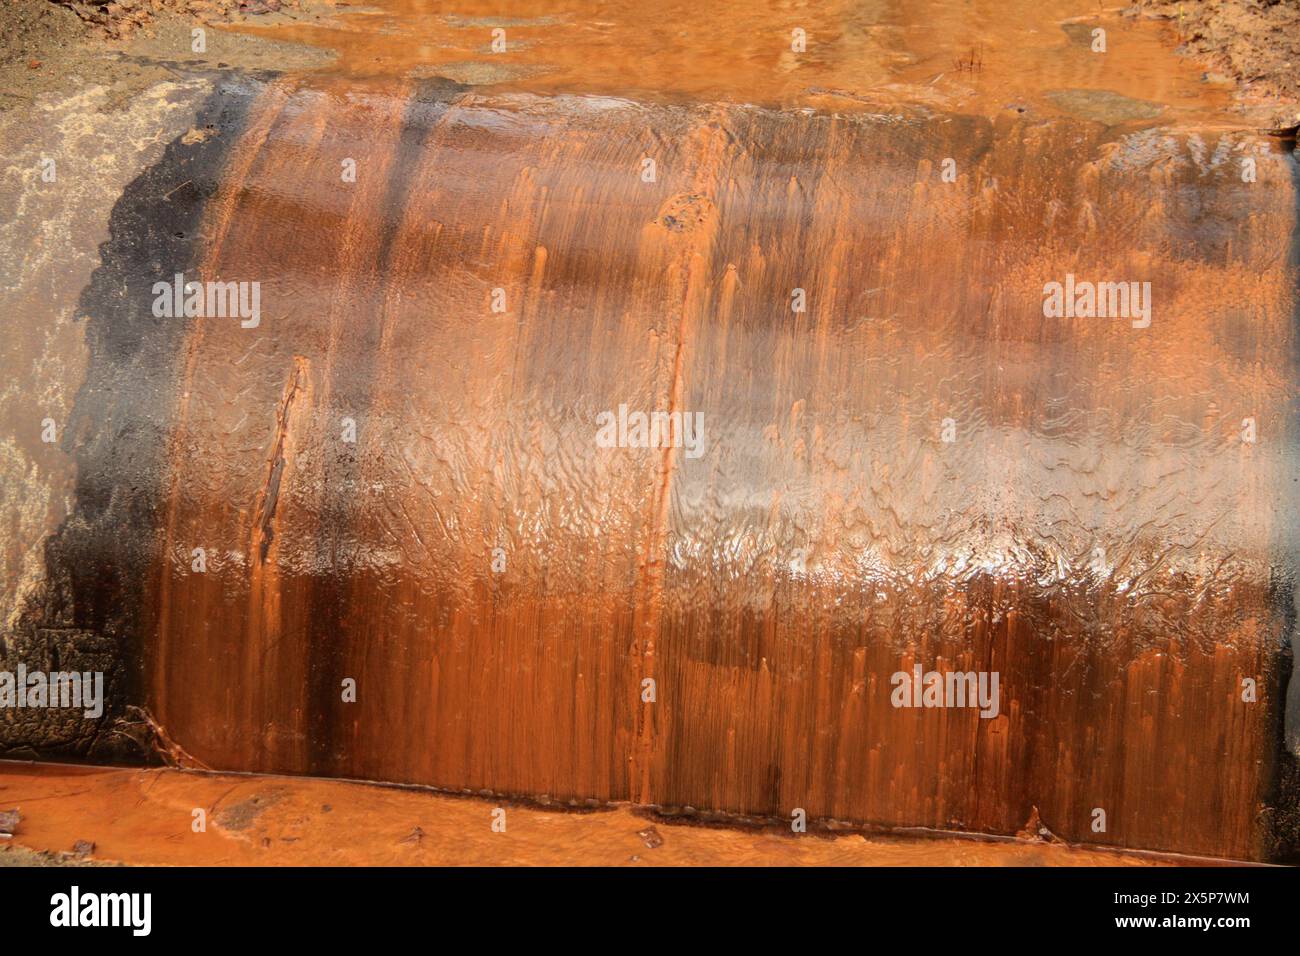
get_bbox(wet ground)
[1,0,1298,865]
[228,0,1235,118]
[1138,0,1300,131]
[0,760,1220,865]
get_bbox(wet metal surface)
[2,1,1297,863]
[145,81,1296,860]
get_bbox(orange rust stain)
[0,762,1208,866]
[138,3,1296,863]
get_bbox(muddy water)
[85,1,1298,862]
[0,762,1205,866]
[231,0,1231,121]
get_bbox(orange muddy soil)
[226,0,1235,122]
[1139,0,1300,128]
[0,760,1213,866]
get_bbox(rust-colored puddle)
[230,0,1233,121]
[5,0,1297,866]
[0,761,1216,866]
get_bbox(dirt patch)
[1,0,88,66]
[408,61,544,85]
[0,0,335,113]
[215,790,286,831]
[0,843,112,865]
[1045,88,1165,124]
[1136,0,1300,131]
[0,0,88,107]
[0,0,144,111]
[50,0,307,40]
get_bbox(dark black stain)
[305,76,468,774]
[2,76,260,761]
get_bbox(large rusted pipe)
[6,72,1298,861]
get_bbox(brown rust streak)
[253,357,308,565]
[152,84,295,716]
[632,116,728,804]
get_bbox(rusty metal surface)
[1,1,1297,863]
[139,77,1296,859]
